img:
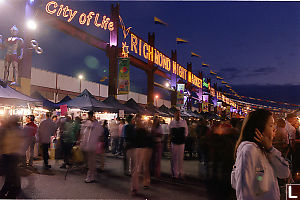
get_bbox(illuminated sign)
[45,1,114,31]
[203,78,209,88]
[127,33,203,88]
[210,87,215,97]
[188,71,202,88]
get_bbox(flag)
[100,76,108,82]
[216,76,223,80]
[221,81,227,84]
[210,70,217,75]
[202,62,209,67]
[154,16,168,26]
[191,52,201,58]
[176,37,189,44]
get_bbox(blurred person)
[37,112,57,170]
[117,119,126,156]
[23,115,38,167]
[130,114,153,195]
[72,116,81,142]
[123,115,135,176]
[286,113,300,177]
[80,111,103,183]
[103,120,110,153]
[169,110,188,179]
[60,116,75,169]
[110,118,120,155]
[0,116,24,198]
[151,116,163,177]
[196,119,209,163]
[160,119,169,154]
[52,115,58,123]
[231,109,290,200]
[273,118,288,157]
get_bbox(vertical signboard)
[117,58,130,94]
[177,84,185,107]
[202,101,209,112]
[226,106,231,118]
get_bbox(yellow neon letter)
[94,13,101,27]
[108,22,114,31]
[139,39,142,56]
[172,61,177,74]
[143,43,148,60]
[188,71,191,83]
[148,46,153,62]
[131,34,138,54]
[45,1,58,15]
[86,12,95,26]
[165,58,171,71]
[56,4,64,16]
[101,16,110,30]
[155,50,160,66]
[79,13,87,25]
[62,6,69,17]
[68,9,77,22]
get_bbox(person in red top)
[23,115,38,166]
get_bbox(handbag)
[72,145,84,163]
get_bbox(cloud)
[289,52,296,57]
[253,67,277,73]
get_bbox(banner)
[226,106,231,117]
[202,101,209,112]
[118,58,130,94]
[177,84,185,107]
[60,105,68,116]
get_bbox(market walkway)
[2,154,234,199]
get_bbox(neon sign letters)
[45,1,114,32]
[128,33,202,87]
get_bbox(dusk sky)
[0,0,299,105]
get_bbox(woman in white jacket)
[231,109,290,200]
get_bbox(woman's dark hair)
[234,109,272,158]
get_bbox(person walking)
[130,114,153,195]
[169,110,188,179]
[102,120,110,153]
[123,115,135,176]
[110,118,120,155]
[37,112,57,170]
[60,116,75,168]
[231,109,290,200]
[80,111,103,183]
[151,116,163,178]
[118,119,125,156]
[161,119,169,156]
[23,115,38,167]
[0,116,24,198]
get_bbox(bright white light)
[78,74,84,80]
[27,20,37,30]
[155,95,159,99]
[165,82,170,88]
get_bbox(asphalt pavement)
[0,154,235,199]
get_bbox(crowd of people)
[0,109,299,198]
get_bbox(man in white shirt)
[169,110,188,179]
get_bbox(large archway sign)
[25,1,201,106]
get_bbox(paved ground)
[0,154,229,199]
